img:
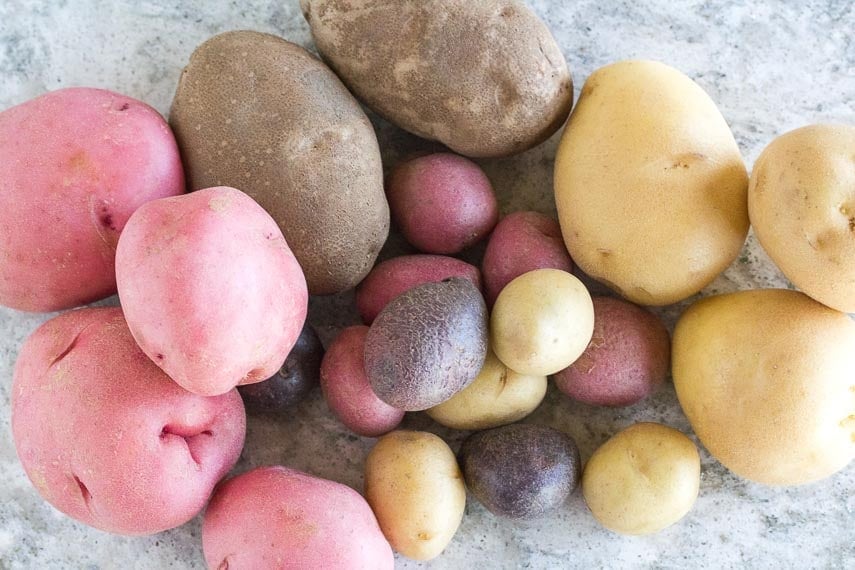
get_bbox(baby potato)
[582,423,700,535]
[365,431,466,561]
[491,269,594,376]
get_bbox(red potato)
[203,466,394,570]
[554,297,670,407]
[0,87,184,312]
[321,326,404,437]
[482,211,573,306]
[116,187,308,396]
[356,254,482,324]
[387,153,498,254]
[11,307,245,536]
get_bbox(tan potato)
[364,431,466,561]
[426,349,547,430]
[582,423,700,535]
[673,289,855,486]
[554,60,749,305]
[749,124,855,312]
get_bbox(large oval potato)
[673,289,855,485]
[301,0,572,158]
[554,60,749,305]
[749,124,855,312]
[170,31,389,295]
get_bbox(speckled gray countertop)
[1,1,853,569]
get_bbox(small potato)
[356,254,482,324]
[481,211,573,306]
[203,466,393,570]
[554,297,670,407]
[491,269,594,376]
[582,423,700,535]
[427,350,546,430]
[321,326,405,437]
[387,153,499,254]
[365,431,466,561]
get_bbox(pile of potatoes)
[1,0,853,567]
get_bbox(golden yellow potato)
[582,423,700,535]
[673,289,855,486]
[749,124,855,312]
[426,349,547,430]
[554,60,749,305]
[364,431,466,561]
[491,269,594,376]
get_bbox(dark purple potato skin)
[459,424,581,520]
[364,277,488,411]
[238,323,324,415]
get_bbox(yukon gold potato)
[554,60,749,305]
[749,124,855,312]
[673,289,855,486]
[365,431,466,561]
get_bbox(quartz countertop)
[1,1,853,568]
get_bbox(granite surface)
[1,0,854,568]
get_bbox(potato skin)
[554,60,749,305]
[365,431,466,561]
[301,0,572,158]
[749,124,855,312]
[0,87,184,312]
[170,30,389,295]
[672,289,855,485]
[203,466,394,570]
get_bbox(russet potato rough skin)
[169,30,389,295]
[672,289,855,486]
[12,308,245,536]
[301,0,573,158]
[749,124,855,312]
[554,60,749,305]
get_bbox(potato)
[459,424,580,519]
[481,211,573,307]
[170,30,389,295]
[365,431,466,561]
[365,278,488,410]
[582,423,700,535]
[301,0,572,158]
[11,308,245,536]
[554,297,670,407]
[427,349,547,430]
[749,124,855,312]
[116,186,308,396]
[203,466,393,570]
[554,60,749,305]
[387,153,499,254]
[321,326,405,437]
[0,87,184,312]
[673,289,855,485]
[491,269,594,376]
[356,254,482,325]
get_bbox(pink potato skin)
[553,297,670,407]
[320,326,404,437]
[0,87,184,312]
[11,307,245,536]
[116,186,308,396]
[387,153,499,254]
[355,254,482,324]
[203,466,394,570]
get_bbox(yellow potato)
[582,423,700,535]
[364,431,466,561]
[749,124,855,312]
[673,289,855,485]
[554,60,749,305]
[426,349,547,430]
[491,269,594,376]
